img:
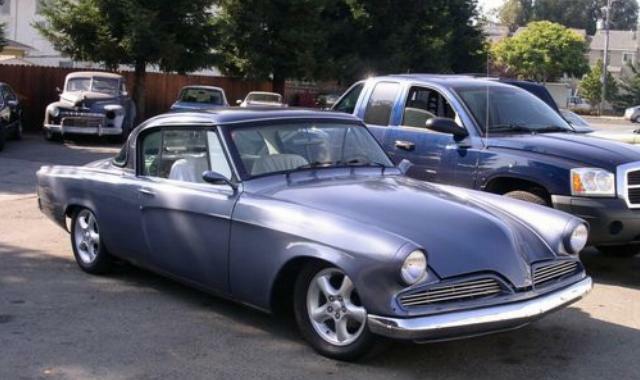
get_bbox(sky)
[478,0,505,13]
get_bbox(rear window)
[363,82,400,125]
[180,88,225,105]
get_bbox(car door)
[136,126,237,293]
[381,85,479,186]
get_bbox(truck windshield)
[230,122,393,178]
[455,85,572,134]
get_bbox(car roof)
[143,108,361,129]
[247,91,281,96]
[372,74,515,89]
[181,85,225,91]
[66,71,123,80]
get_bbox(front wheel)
[597,245,639,257]
[12,121,22,140]
[294,262,376,361]
[70,208,112,274]
[43,128,59,142]
[504,190,548,206]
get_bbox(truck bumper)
[44,124,123,136]
[552,195,640,246]
[368,277,592,342]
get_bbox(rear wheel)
[294,262,375,361]
[70,208,112,274]
[597,245,640,257]
[504,190,548,206]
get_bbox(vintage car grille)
[532,260,579,287]
[61,116,103,128]
[399,278,503,308]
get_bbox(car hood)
[488,132,640,169]
[253,174,577,288]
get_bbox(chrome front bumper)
[368,276,592,342]
[43,123,123,136]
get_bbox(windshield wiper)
[535,125,571,133]
[340,159,388,168]
[487,123,533,133]
[296,161,335,169]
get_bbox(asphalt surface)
[1,133,639,380]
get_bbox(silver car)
[625,106,640,123]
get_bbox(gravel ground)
[0,135,639,380]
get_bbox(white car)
[624,106,640,123]
[237,91,286,108]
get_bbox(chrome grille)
[399,278,502,308]
[61,116,103,128]
[533,261,579,287]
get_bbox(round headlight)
[568,224,588,254]
[401,250,427,285]
[51,107,60,118]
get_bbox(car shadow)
[580,248,640,290]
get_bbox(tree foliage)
[496,0,638,35]
[215,0,488,86]
[618,63,640,108]
[0,1,6,50]
[492,21,589,81]
[35,0,218,117]
[579,59,618,107]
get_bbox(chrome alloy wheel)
[306,268,367,346]
[73,209,100,265]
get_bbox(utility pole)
[601,0,612,115]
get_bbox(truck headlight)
[571,168,615,197]
[564,223,588,254]
[401,250,427,285]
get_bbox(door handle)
[394,140,416,151]
[138,188,155,196]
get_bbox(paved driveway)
[1,135,639,380]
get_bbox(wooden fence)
[0,65,273,131]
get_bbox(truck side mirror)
[425,117,468,138]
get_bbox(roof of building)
[591,30,638,51]
[2,39,34,51]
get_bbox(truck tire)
[504,190,547,206]
[597,245,639,257]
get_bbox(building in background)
[589,30,638,80]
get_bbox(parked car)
[568,96,592,113]
[37,109,592,360]
[237,91,286,107]
[0,82,23,151]
[170,85,228,111]
[315,93,342,110]
[624,106,640,123]
[334,74,640,257]
[43,72,136,141]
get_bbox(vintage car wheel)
[43,129,60,142]
[294,263,375,361]
[597,245,640,257]
[71,208,112,274]
[504,190,548,206]
[13,121,23,140]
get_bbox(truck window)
[334,83,364,114]
[402,87,456,129]
[363,82,401,126]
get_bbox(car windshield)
[180,88,225,105]
[455,85,573,134]
[229,122,394,178]
[66,77,120,95]
[247,93,281,103]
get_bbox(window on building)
[1,0,10,15]
[623,52,635,65]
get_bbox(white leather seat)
[251,154,308,176]
[168,156,210,183]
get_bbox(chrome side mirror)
[202,170,236,190]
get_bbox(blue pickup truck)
[333,74,640,256]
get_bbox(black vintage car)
[0,82,23,151]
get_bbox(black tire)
[0,125,5,151]
[597,245,640,258]
[70,208,112,274]
[504,190,548,206]
[13,121,22,140]
[43,128,58,142]
[293,261,377,361]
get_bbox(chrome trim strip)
[617,162,640,209]
[368,277,592,341]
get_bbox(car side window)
[140,128,232,184]
[363,82,401,126]
[333,83,364,114]
[402,86,457,129]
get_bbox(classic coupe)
[37,109,592,360]
[44,72,136,141]
[170,85,229,112]
[237,91,286,107]
[0,82,22,151]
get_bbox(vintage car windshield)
[230,122,393,178]
[180,88,225,105]
[66,77,120,95]
[247,93,281,103]
[454,85,573,134]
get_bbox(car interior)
[403,87,457,129]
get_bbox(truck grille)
[533,260,579,287]
[399,278,503,308]
[622,166,640,208]
[628,170,640,186]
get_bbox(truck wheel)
[294,262,375,361]
[70,208,112,274]
[504,190,547,206]
[597,245,639,257]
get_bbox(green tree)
[492,21,589,81]
[35,0,218,118]
[497,0,533,32]
[619,63,640,108]
[0,1,6,50]
[579,59,618,108]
